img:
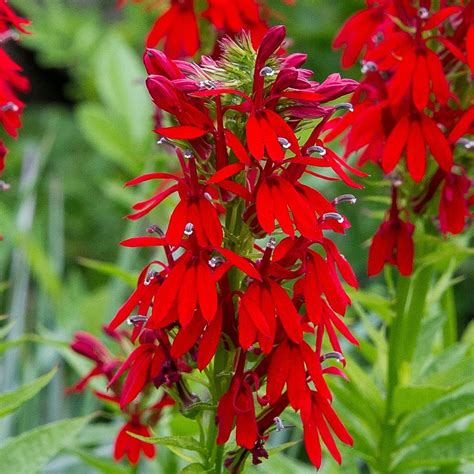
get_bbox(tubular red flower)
[334,1,472,277]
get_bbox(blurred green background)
[1,1,473,473]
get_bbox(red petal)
[412,54,430,111]
[197,260,217,321]
[256,180,275,234]
[269,280,302,343]
[266,340,291,403]
[198,307,222,370]
[218,248,261,280]
[121,237,167,247]
[420,115,453,171]
[246,114,264,160]
[178,264,198,327]
[224,129,251,164]
[406,120,426,182]
[207,163,244,184]
[155,126,207,139]
[382,116,410,173]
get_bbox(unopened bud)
[0,181,10,191]
[332,194,357,205]
[277,137,291,149]
[307,145,326,156]
[259,66,275,77]
[319,212,344,224]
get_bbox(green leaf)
[181,463,210,473]
[0,368,57,418]
[396,383,474,447]
[127,434,205,454]
[267,439,302,455]
[393,385,450,416]
[0,319,15,339]
[76,103,137,172]
[0,416,91,474]
[94,32,151,145]
[77,257,136,287]
[392,431,474,471]
[70,449,132,474]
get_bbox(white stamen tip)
[184,223,194,236]
[259,66,275,77]
[307,145,326,156]
[277,137,291,149]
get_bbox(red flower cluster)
[68,329,175,465]
[332,0,473,276]
[0,0,29,176]
[88,26,361,470]
[118,0,294,58]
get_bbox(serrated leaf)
[127,434,205,454]
[0,368,57,418]
[393,385,450,416]
[0,416,91,474]
[392,431,474,471]
[396,384,474,447]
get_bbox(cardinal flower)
[439,171,471,235]
[145,0,199,57]
[368,189,415,277]
[217,367,261,450]
[382,112,453,183]
[114,418,156,465]
[301,390,353,469]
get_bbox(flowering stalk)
[0,0,29,187]
[332,0,473,276]
[72,26,361,471]
[118,0,295,58]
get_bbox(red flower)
[301,390,353,469]
[114,418,156,464]
[439,172,471,235]
[333,0,391,68]
[146,0,199,58]
[67,331,120,393]
[266,338,331,410]
[368,190,414,277]
[217,368,260,450]
[0,1,29,176]
[382,112,453,183]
